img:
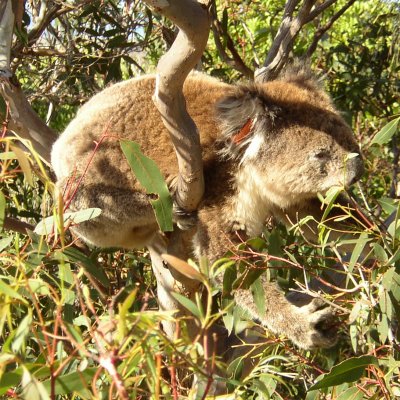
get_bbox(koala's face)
[251,115,364,203]
[216,72,364,207]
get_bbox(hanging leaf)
[371,117,400,145]
[250,276,266,317]
[121,140,173,232]
[10,145,33,187]
[162,254,203,281]
[309,355,378,390]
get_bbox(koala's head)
[216,68,364,208]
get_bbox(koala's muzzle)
[345,153,364,186]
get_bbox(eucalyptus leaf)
[35,208,102,235]
[0,191,5,231]
[171,292,201,319]
[371,117,400,145]
[309,355,378,390]
[42,367,97,396]
[250,276,266,317]
[121,140,173,232]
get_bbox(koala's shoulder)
[75,75,157,117]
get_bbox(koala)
[51,67,364,349]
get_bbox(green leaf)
[373,243,388,264]
[21,367,51,400]
[336,386,365,400]
[0,236,13,252]
[121,140,173,232]
[371,117,400,145]
[0,191,5,231]
[309,355,379,390]
[0,371,21,396]
[348,233,371,273]
[42,367,97,395]
[11,310,32,353]
[34,208,102,235]
[377,197,399,215]
[60,247,110,288]
[0,278,27,303]
[250,276,266,317]
[171,292,201,319]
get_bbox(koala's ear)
[279,60,322,91]
[215,86,277,159]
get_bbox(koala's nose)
[345,153,364,186]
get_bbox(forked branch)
[255,0,356,82]
[255,0,317,82]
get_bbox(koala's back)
[51,74,231,248]
[52,74,230,191]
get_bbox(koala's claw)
[173,204,198,230]
[295,298,337,349]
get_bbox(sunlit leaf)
[371,117,400,145]
[162,254,203,281]
[121,140,173,232]
[309,355,378,390]
[11,311,32,353]
[0,279,27,303]
[0,191,4,231]
[34,208,102,235]
[336,386,365,400]
[10,145,34,187]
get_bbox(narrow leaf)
[42,368,97,395]
[371,117,400,145]
[309,355,378,390]
[171,292,201,319]
[250,276,266,317]
[34,208,102,235]
[121,140,173,232]
[10,145,34,186]
[61,247,110,288]
[0,191,5,231]
[0,279,27,303]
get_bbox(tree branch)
[305,0,357,58]
[255,0,317,82]
[210,1,253,79]
[306,0,338,22]
[3,216,34,234]
[142,0,210,212]
[0,0,57,163]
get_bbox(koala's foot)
[292,298,337,349]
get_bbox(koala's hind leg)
[62,182,159,249]
[234,276,337,349]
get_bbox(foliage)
[1,0,400,399]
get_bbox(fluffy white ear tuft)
[215,85,279,161]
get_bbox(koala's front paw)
[293,298,337,349]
